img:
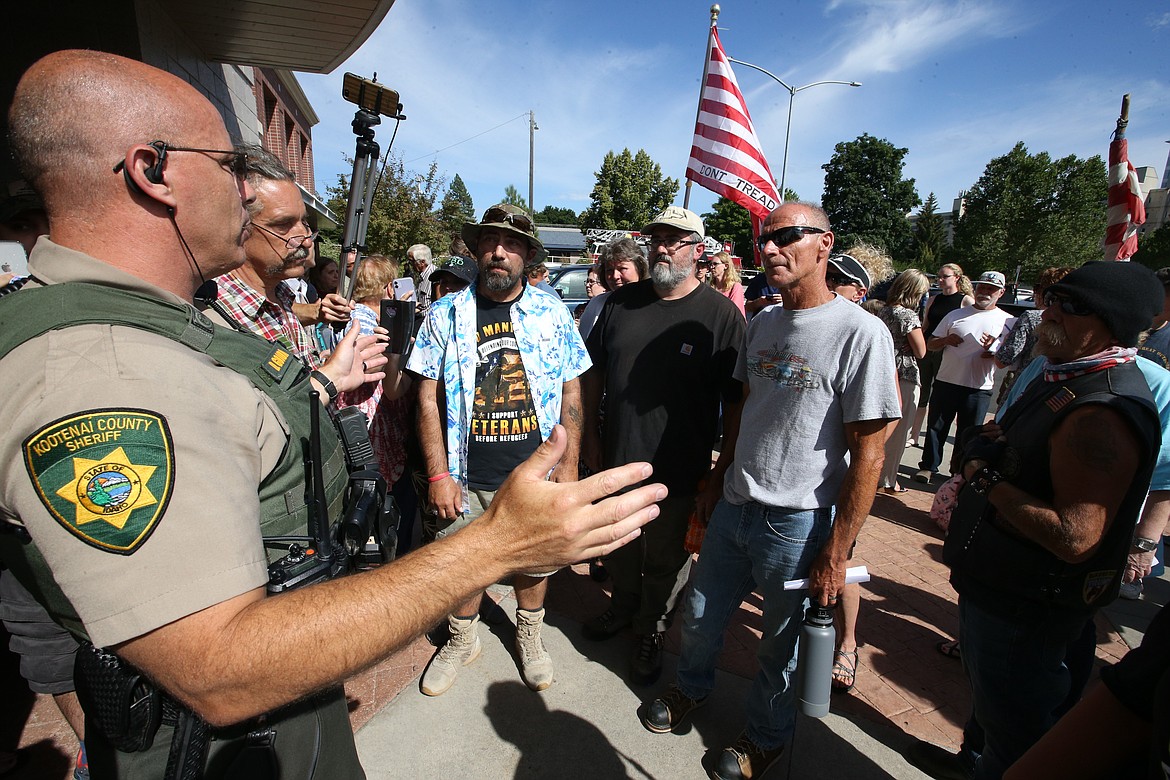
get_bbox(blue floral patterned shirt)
[406,282,590,510]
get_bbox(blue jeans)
[675,500,833,750]
[959,597,1090,780]
[921,380,992,474]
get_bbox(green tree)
[701,197,752,258]
[324,154,447,261]
[912,193,948,269]
[578,148,679,231]
[821,133,920,263]
[437,173,475,237]
[534,205,578,225]
[502,184,528,212]
[1134,226,1170,270]
[951,142,1106,280]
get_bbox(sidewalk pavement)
[11,440,1168,779]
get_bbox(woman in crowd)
[877,269,930,494]
[578,237,647,339]
[708,251,745,317]
[910,263,974,447]
[337,254,418,554]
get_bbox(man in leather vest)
[0,50,664,779]
[905,261,1164,780]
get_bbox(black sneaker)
[710,733,785,780]
[641,684,706,733]
[582,608,632,641]
[901,740,975,780]
[630,631,665,686]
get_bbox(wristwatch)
[969,467,1006,497]
[1132,536,1159,553]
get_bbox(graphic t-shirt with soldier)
[465,295,542,489]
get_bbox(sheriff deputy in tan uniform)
[0,50,665,779]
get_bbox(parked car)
[547,264,591,313]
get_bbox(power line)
[405,112,529,164]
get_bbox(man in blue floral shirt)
[406,204,590,697]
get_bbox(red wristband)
[427,472,451,483]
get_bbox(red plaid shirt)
[213,272,321,368]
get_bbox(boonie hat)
[431,255,478,287]
[975,271,1006,289]
[827,254,871,290]
[461,203,545,259]
[642,206,705,239]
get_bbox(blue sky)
[299,0,1170,226]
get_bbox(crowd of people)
[1,49,1168,780]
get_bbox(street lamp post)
[727,57,860,199]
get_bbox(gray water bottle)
[796,603,836,717]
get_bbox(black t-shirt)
[924,291,967,337]
[465,294,541,490]
[586,280,744,494]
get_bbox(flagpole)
[683,4,720,210]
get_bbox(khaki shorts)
[428,487,558,578]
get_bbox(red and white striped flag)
[1105,109,1145,261]
[686,26,781,237]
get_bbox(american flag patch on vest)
[1046,387,1076,413]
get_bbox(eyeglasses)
[585,279,599,287]
[481,207,534,235]
[938,273,958,280]
[1043,291,1094,316]
[252,221,319,249]
[756,225,827,251]
[827,273,861,288]
[113,142,248,182]
[647,235,702,251]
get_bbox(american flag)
[686,25,781,246]
[1105,97,1146,261]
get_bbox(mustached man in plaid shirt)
[210,146,323,368]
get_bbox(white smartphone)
[392,277,415,301]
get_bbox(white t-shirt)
[724,294,902,511]
[931,305,1015,390]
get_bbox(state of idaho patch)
[24,409,174,554]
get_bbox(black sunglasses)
[827,273,861,288]
[756,225,826,251]
[1043,291,1094,316]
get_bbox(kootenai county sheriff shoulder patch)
[23,409,174,554]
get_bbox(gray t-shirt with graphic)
[724,294,901,511]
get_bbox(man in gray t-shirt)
[640,202,900,780]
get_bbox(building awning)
[155,0,396,74]
[301,184,339,231]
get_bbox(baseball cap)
[641,206,704,239]
[431,254,478,287]
[975,271,1006,289]
[827,254,871,290]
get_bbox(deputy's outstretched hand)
[478,425,664,572]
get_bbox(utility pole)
[529,110,538,214]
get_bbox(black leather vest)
[944,361,1160,613]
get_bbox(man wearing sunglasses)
[0,52,664,779]
[641,202,899,780]
[903,261,1164,780]
[582,206,745,688]
[209,145,323,368]
[914,271,1015,484]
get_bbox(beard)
[650,252,693,291]
[481,262,522,293]
[1033,321,1067,357]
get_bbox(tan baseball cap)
[641,206,704,239]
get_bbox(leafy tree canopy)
[821,133,920,263]
[701,197,752,259]
[502,184,529,212]
[912,192,948,270]
[1134,225,1170,271]
[951,142,1106,281]
[324,155,447,262]
[578,148,679,231]
[534,205,578,225]
[437,173,475,238]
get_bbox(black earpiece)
[113,140,168,195]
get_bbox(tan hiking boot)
[420,614,481,696]
[515,607,554,691]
